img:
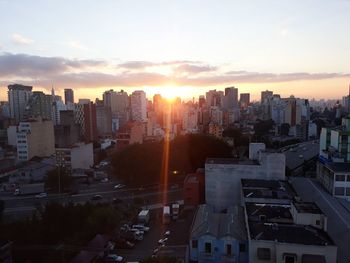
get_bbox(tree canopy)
[111,134,232,185]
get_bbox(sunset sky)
[1,0,350,101]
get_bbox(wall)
[71,143,93,170]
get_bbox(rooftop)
[282,141,319,170]
[191,205,247,241]
[249,223,334,246]
[206,158,259,165]
[293,201,323,214]
[241,179,295,201]
[245,203,293,223]
[325,162,350,173]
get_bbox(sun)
[161,87,179,101]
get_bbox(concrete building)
[75,101,98,142]
[64,88,74,104]
[184,169,205,206]
[206,90,224,108]
[261,90,273,103]
[16,118,55,161]
[239,93,250,109]
[96,105,112,137]
[208,123,223,138]
[8,84,33,123]
[54,110,81,148]
[242,179,337,263]
[205,144,285,211]
[25,91,52,120]
[189,205,248,263]
[182,104,198,133]
[223,87,239,110]
[130,90,147,122]
[55,142,93,171]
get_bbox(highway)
[1,182,184,221]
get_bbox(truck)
[14,183,45,196]
[138,210,150,224]
[162,206,171,225]
[171,203,180,220]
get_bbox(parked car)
[114,239,135,249]
[164,230,170,236]
[114,184,125,189]
[105,254,123,262]
[100,178,109,183]
[132,224,150,232]
[91,194,102,201]
[158,238,168,245]
[35,192,47,198]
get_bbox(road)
[290,177,350,263]
[1,183,184,221]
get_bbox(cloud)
[118,61,156,69]
[1,53,349,90]
[174,63,217,74]
[12,33,34,45]
[0,53,105,78]
[67,41,89,51]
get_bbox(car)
[100,178,109,183]
[91,194,103,201]
[105,254,123,262]
[100,161,109,166]
[114,184,125,189]
[35,192,47,198]
[158,238,168,245]
[112,198,123,204]
[128,228,144,235]
[164,230,170,236]
[132,224,150,232]
[114,239,135,249]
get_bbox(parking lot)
[117,206,196,261]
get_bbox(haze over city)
[1,0,350,101]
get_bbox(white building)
[130,90,147,122]
[16,118,55,161]
[205,144,285,211]
[8,84,32,123]
[55,142,93,171]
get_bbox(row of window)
[335,174,350,182]
[191,240,245,255]
[334,187,350,196]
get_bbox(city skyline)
[1,0,350,100]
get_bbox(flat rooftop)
[241,179,296,201]
[325,162,350,173]
[245,203,293,223]
[206,158,259,165]
[249,223,334,246]
[293,201,323,214]
[282,141,319,170]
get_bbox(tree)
[45,168,73,193]
[254,119,274,137]
[280,123,290,136]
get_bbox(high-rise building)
[206,90,224,108]
[240,93,250,109]
[25,91,52,120]
[54,110,81,147]
[223,86,239,109]
[16,117,55,161]
[8,84,33,123]
[130,90,147,122]
[261,90,273,103]
[96,105,112,137]
[75,101,98,142]
[64,89,74,104]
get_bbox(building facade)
[8,84,33,123]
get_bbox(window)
[191,240,198,249]
[257,248,271,260]
[347,175,350,182]
[346,188,350,196]
[335,187,345,196]
[226,244,232,256]
[316,220,320,225]
[205,242,212,254]
[336,175,345,181]
[239,243,246,253]
[285,255,296,263]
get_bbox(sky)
[0,0,350,101]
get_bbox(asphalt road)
[1,184,184,221]
[290,177,350,263]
